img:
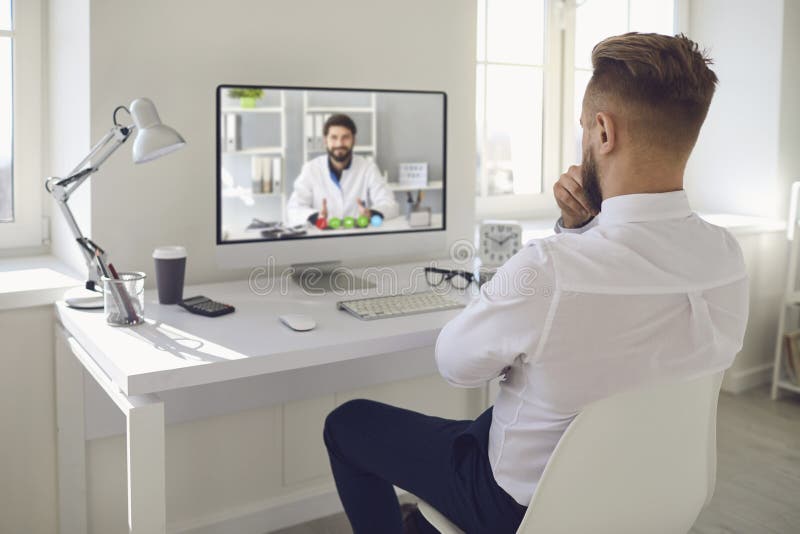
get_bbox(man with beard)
[287,113,399,226]
[323,33,749,534]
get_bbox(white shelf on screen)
[306,145,375,153]
[388,180,443,192]
[221,106,284,114]
[223,147,285,156]
[305,106,375,113]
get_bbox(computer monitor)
[215,85,448,272]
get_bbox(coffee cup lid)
[153,246,186,259]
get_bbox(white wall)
[1,6,95,532]
[0,306,57,534]
[48,0,91,277]
[684,0,800,391]
[82,0,476,287]
[686,0,800,220]
[778,0,800,200]
[722,229,787,392]
[38,1,479,532]
[27,1,796,532]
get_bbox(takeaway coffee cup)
[153,246,187,304]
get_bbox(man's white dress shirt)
[435,191,749,505]
[286,155,400,225]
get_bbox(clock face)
[480,222,522,265]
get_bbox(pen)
[108,262,120,279]
[98,252,137,323]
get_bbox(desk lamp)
[46,98,186,308]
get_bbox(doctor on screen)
[287,114,399,226]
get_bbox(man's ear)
[594,111,616,155]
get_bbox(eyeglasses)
[424,267,476,290]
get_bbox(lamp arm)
[51,124,134,202]
[43,98,184,318]
[45,123,133,287]
[53,195,102,284]
[81,124,135,175]
[67,128,116,177]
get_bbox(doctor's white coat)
[286,155,400,225]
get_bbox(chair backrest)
[517,372,724,534]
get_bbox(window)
[0,0,43,248]
[0,0,12,222]
[476,0,546,198]
[476,0,680,219]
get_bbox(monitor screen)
[217,85,446,244]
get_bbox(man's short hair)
[586,33,718,154]
[323,114,357,136]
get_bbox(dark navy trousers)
[323,399,527,534]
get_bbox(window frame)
[475,0,563,220]
[0,0,44,249]
[476,0,687,220]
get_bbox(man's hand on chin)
[553,165,596,228]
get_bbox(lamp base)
[65,296,104,309]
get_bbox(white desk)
[54,260,472,534]
[225,213,444,241]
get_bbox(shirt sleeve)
[286,164,318,226]
[365,163,400,219]
[435,241,556,388]
[554,216,598,235]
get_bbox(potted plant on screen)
[229,88,264,109]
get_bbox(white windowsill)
[697,214,786,236]
[0,214,785,312]
[0,255,83,311]
[515,213,786,243]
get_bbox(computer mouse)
[279,314,316,332]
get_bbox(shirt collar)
[597,190,692,226]
[327,157,352,189]
[328,156,353,175]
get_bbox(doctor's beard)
[328,146,353,164]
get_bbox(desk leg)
[126,400,166,534]
[57,326,167,534]
[55,326,88,534]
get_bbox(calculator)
[179,295,235,317]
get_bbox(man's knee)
[323,398,375,451]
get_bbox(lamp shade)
[130,97,186,164]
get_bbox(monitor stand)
[291,260,377,293]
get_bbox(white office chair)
[418,372,724,534]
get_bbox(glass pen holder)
[101,271,146,326]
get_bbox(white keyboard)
[337,291,465,320]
